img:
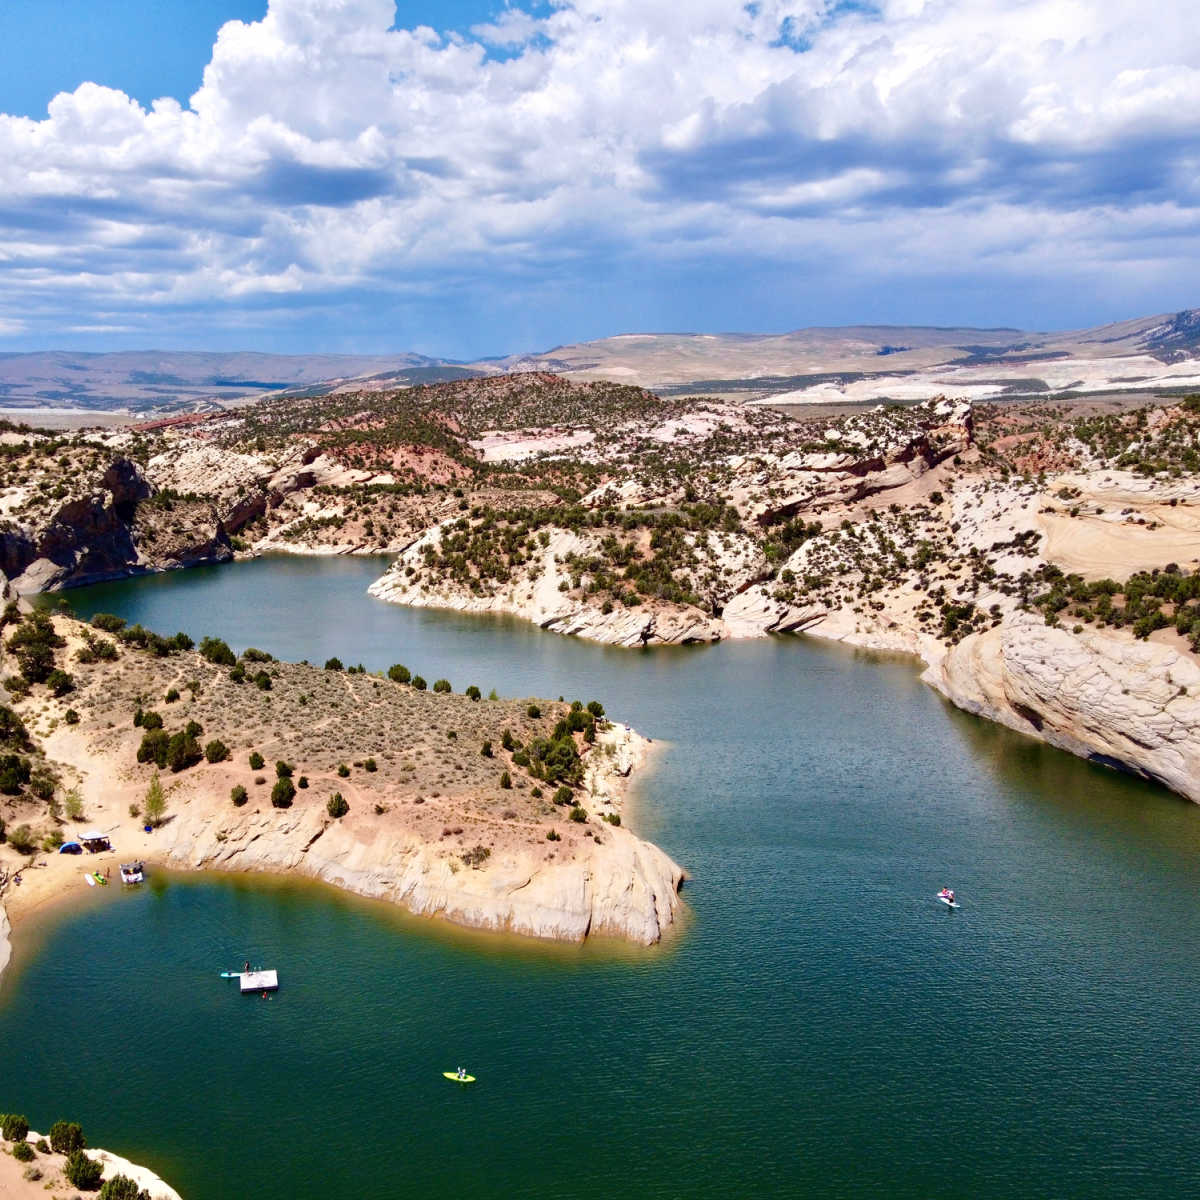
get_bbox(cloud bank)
[1,0,1198,353]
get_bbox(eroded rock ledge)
[928,616,1200,802]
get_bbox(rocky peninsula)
[0,606,683,986]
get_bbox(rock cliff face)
[152,804,682,944]
[0,904,10,988]
[3,457,232,592]
[929,617,1200,801]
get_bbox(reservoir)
[6,554,1200,1198]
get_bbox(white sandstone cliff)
[928,616,1200,802]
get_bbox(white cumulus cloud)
[0,0,1197,352]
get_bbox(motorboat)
[120,861,145,884]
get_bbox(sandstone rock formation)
[3,457,231,592]
[151,802,682,944]
[929,616,1200,801]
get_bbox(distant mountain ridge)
[2,307,1199,412]
[0,350,469,412]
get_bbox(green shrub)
[546,829,561,841]
[199,636,236,666]
[586,700,605,719]
[271,778,295,808]
[28,770,54,801]
[569,807,588,823]
[526,704,541,719]
[166,730,202,772]
[11,1140,33,1161]
[65,1148,103,1190]
[135,709,163,730]
[204,740,229,764]
[241,647,273,663]
[48,1120,85,1154]
[136,729,169,768]
[465,686,481,701]
[553,786,573,805]
[231,785,248,807]
[229,663,246,684]
[35,1139,48,1153]
[387,663,411,684]
[603,812,621,826]
[298,776,308,789]
[249,751,264,770]
[2,1113,29,1141]
[100,1175,151,1200]
[65,708,80,724]
[412,675,427,691]
[364,758,377,773]
[7,611,63,683]
[165,687,180,703]
[432,678,451,693]
[480,740,493,758]
[91,613,126,633]
[275,760,293,779]
[327,792,349,818]
[46,669,74,697]
[324,657,344,671]
[461,844,491,867]
[8,825,36,854]
[0,704,30,748]
[253,670,272,691]
[337,763,350,778]
[499,771,512,789]
[0,753,31,794]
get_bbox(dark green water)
[8,555,1200,1197]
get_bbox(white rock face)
[929,616,1200,802]
[151,803,682,945]
[146,443,273,502]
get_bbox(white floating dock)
[239,970,279,993]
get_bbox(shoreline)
[0,1126,180,1199]
[0,713,679,991]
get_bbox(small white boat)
[936,890,960,909]
[119,861,145,884]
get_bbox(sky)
[0,0,1197,359]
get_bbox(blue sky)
[0,0,1196,358]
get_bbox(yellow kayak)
[442,1071,476,1084]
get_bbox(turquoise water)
[6,555,1200,1197]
